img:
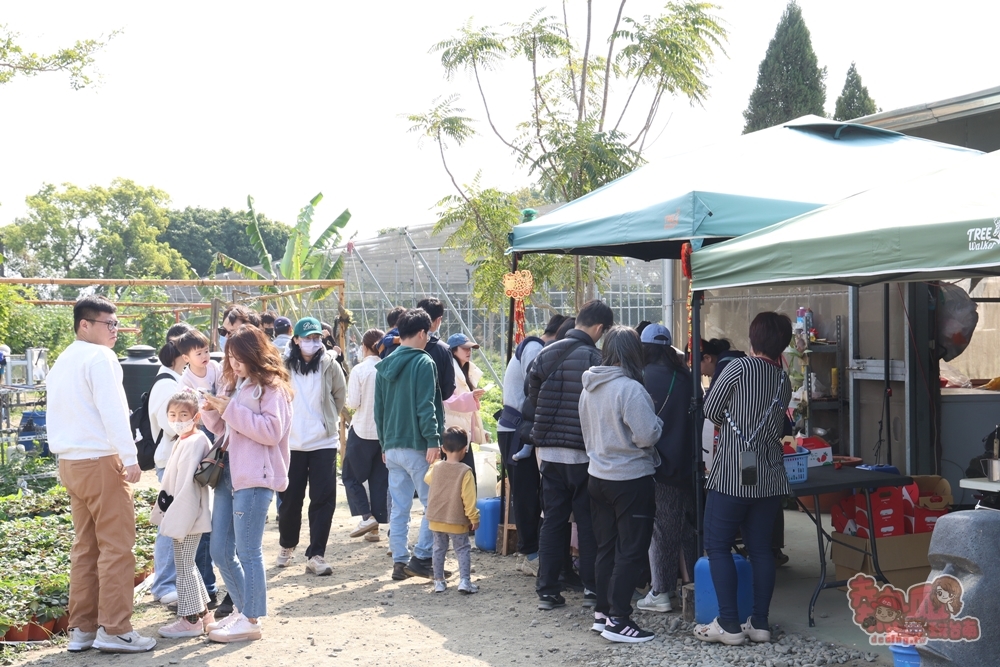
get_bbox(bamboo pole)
[251,285,322,301]
[27,300,214,308]
[3,278,344,287]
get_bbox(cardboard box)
[904,506,948,534]
[910,475,953,510]
[855,487,905,538]
[831,531,933,591]
[797,436,834,467]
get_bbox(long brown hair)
[222,325,292,396]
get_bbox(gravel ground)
[8,478,891,667]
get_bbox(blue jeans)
[385,448,433,564]
[151,467,177,599]
[210,459,273,618]
[195,533,216,596]
[703,490,781,631]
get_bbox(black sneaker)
[392,562,412,580]
[404,557,451,579]
[601,618,655,643]
[213,593,234,620]
[537,593,566,610]
[582,589,597,608]
[206,593,219,610]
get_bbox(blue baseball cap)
[640,323,672,346]
[447,333,479,349]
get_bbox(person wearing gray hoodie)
[579,326,663,644]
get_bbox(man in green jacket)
[374,308,445,580]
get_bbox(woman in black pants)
[579,326,663,643]
[694,312,793,646]
[343,329,390,541]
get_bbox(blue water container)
[475,497,501,551]
[694,554,754,624]
[889,644,920,667]
[18,411,48,456]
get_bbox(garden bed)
[0,455,158,642]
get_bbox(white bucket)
[473,450,498,499]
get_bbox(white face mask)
[169,420,196,436]
[300,339,324,355]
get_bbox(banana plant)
[216,193,351,319]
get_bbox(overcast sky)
[3,1,998,245]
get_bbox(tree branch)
[562,0,578,106]
[577,0,593,122]
[472,61,517,153]
[599,0,627,131]
[613,57,650,132]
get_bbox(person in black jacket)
[523,300,613,611]
[416,297,456,401]
[635,324,699,614]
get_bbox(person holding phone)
[693,312,793,646]
[200,326,292,643]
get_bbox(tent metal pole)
[506,253,519,364]
[884,283,892,466]
[350,246,394,310]
[401,229,501,387]
[692,291,705,557]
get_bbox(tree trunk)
[586,256,597,302]
[574,256,583,312]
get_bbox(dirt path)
[9,477,888,667]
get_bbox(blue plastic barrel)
[694,554,754,624]
[889,644,920,667]
[475,497,501,551]
[18,411,48,456]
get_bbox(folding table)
[789,465,913,626]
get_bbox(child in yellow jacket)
[424,427,480,594]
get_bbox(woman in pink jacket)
[201,326,292,643]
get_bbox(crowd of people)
[45,293,795,653]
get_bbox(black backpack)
[130,373,174,471]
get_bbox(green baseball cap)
[294,317,323,338]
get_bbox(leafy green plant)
[216,194,351,320]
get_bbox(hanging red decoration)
[503,270,534,345]
[681,242,693,279]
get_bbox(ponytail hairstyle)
[362,328,385,355]
[158,322,194,367]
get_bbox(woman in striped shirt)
[693,312,793,646]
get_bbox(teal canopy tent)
[690,150,1000,291]
[508,116,981,261]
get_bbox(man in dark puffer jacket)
[523,300,614,611]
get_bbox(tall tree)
[162,207,291,277]
[742,1,826,133]
[0,24,115,89]
[416,3,727,310]
[833,62,879,121]
[0,179,190,296]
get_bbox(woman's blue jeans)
[210,460,273,618]
[703,490,781,631]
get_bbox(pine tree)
[833,62,879,121]
[742,1,826,133]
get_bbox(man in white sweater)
[47,296,156,654]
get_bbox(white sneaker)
[350,516,378,538]
[433,580,447,593]
[364,527,381,542]
[93,627,156,653]
[206,610,243,633]
[208,615,262,643]
[458,578,479,594]
[636,590,672,613]
[157,591,178,606]
[306,555,333,576]
[741,616,772,642]
[276,547,295,567]
[518,554,539,577]
[67,628,97,652]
